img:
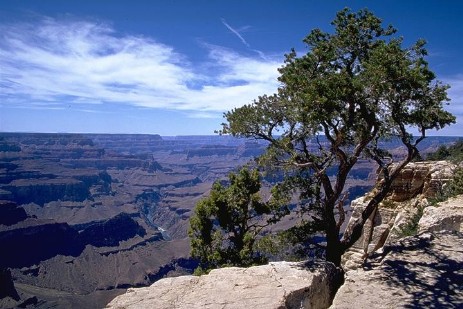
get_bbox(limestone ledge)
[106,261,343,309]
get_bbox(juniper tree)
[189,167,289,272]
[219,8,455,266]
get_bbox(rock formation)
[386,160,455,201]
[419,196,463,233]
[0,133,269,308]
[78,212,147,247]
[331,195,463,308]
[0,268,19,301]
[331,231,463,308]
[106,261,343,309]
[0,219,84,268]
[342,161,456,270]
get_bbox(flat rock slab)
[106,261,342,309]
[419,196,463,233]
[331,231,463,308]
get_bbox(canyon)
[0,133,459,308]
[0,133,263,308]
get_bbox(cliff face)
[332,161,463,308]
[386,160,455,201]
[0,219,84,268]
[78,213,147,247]
[342,161,456,269]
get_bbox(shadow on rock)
[371,231,463,308]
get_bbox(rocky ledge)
[106,261,343,309]
[331,231,463,308]
[419,196,463,233]
[331,195,463,308]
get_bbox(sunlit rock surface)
[106,261,343,309]
[419,196,463,233]
[331,231,463,308]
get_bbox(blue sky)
[1,0,462,136]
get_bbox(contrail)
[221,18,250,48]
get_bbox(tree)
[219,8,455,266]
[188,167,289,272]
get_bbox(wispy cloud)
[220,19,269,60]
[0,18,281,116]
[221,18,250,48]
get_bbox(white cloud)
[0,18,281,116]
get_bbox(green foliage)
[427,140,463,162]
[445,168,463,197]
[256,231,306,262]
[188,167,289,273]
[218,8,455,265]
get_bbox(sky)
[1,0,462,136]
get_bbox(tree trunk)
[325,201,342,266]
[325,232,342,266]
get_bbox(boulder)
[331,231,463,308]
[106,261,343,309]
[419,195,463,233]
